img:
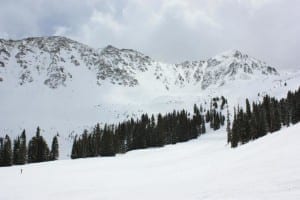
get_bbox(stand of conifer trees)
[71,103,226,159]
[0,127,59,167]
[228,87,300,148]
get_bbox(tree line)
[2,87,299,164]
[0,127,59,167]
[71,103,226,159]
[228,87,300,147]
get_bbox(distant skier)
[20,168,23,174]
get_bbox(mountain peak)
[103,44,118,51]
[214,49,248,60]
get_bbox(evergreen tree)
[13,136,21,165]
[231,109,239,148]
[20,130,27,164]
[201,117,206,134]
[226,108,231,144]
[221,96,227,110]
[12,130,27,165]
[95,123,102,155]
[71,136,78,159]
[50,136,59,160]
[100,125,115,156]
[28,127,50,163]
[2,135,12,166]
[246,99,251,118]
[0,138,3,166]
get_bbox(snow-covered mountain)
[0,36,278,90]
[0,36,299,158]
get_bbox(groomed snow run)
[0,124,299,200]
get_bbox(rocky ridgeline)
[0,36,278,89]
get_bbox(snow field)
[0,124,299,200]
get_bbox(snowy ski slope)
[0,124,299,200]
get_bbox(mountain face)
[1,36,299,159]
[0,36,278,90]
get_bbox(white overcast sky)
[0,0,299,69]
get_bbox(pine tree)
[3,135,12,166]
[50,136,59,160]
[100,125,115,156]
[28,127,50,163]
[71,136,78,159]
[20,130,27,164]
[246,99,251,118]
[201,117,206,134]
[272,101,281,132]
[95,123,101,155]
[12,130,27,165]
[156,113,165,146]
[259,107,268,137]
[205,110,210,123]
[226,108,231,144]
[249,112,257,140]
[230,108,239,148]
[13,136,21,165]
[0,138,3,166]
[221,96,227,110]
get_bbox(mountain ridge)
[0,36,279,90]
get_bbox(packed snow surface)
[0,124,299,200]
